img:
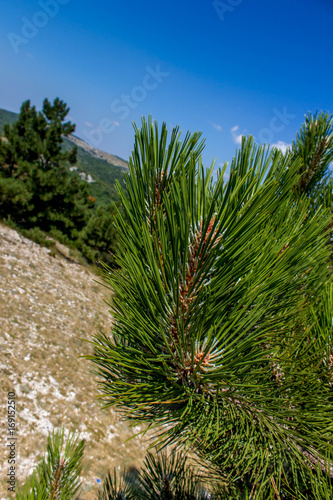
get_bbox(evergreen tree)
[98,451,209,500]
[80,204,119,266]
[0,98,93,237]
[14,429,85,500]
[288,111,333,255]
[0,99,77,176]
[87,116,333,498]
[290,111,333,202]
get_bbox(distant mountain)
[0,107,128,206]
[0,108,18,130]
[67,134,128,169]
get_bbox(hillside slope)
[0,224,147,499]
[67,134,128,169]
[0,109,18,130]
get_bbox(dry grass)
[0,223,149,499]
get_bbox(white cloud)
[113,121,120,127]
[84,121,93,127]
[271,141,291,154]
[230,125,243,145]
[209,121,223,132]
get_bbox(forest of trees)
[3,106,333,498]
[0,98,119,266]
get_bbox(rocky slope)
[0,224,147,499]
[66,135,128,170]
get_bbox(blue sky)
[0,0,332,168]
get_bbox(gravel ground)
[0,223,148,499]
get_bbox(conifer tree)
[88,116,333,498]
[0,98,91,236]
[288,111,333,256]
[80,204,119,266]
[0,98,77,176]
[14,429,85,500]
[290,111,333,202]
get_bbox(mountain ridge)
[67,134,128,170]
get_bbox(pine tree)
[288,111,333,257]
[80,204,119,266]
[0,99,77,176]
[87,116,333,498]
[0,98,92,236]
[14,429,85,500]
[290,111,333,202]
[98,451,209,500]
